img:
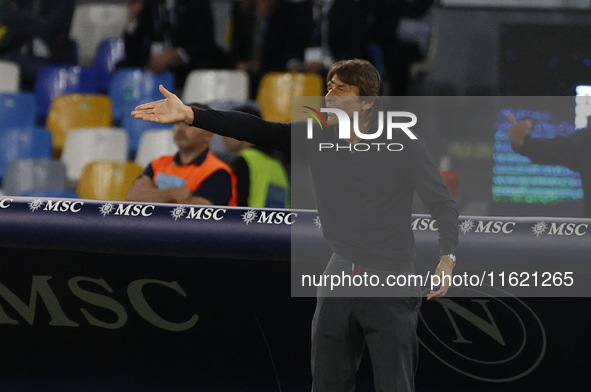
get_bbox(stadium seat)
[134,129,177,168]
[60,127,129,185]
[2,158,67,196]
[121,98,173,158]
[109,68,175,124]
[181,69,249,104]
[256,72,324,122]
[92,38,126,93]
[0,60,20,93]
[0,126,53,182]
[34,65,98,122]
[46,94,112,155]
[69,3,128,66]
[0,92,36,132]
[77,160,142,201]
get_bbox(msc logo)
[168,206,226,221]
[0,276,198,332]
[302,106,418,152]
[531,221,587,237]
[547,222,588,236]
[411,217,439,232]
[459,219,515,235]
[419,286,546,382]
[115,204,155,217]
[241,210,297,225]
[99,202,155,217]
[27,199,84,213]
[185,207,225,221]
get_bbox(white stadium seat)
[0,61,20,93]
[181,69,249,104]
[69,4,129,66]
[60,126,129,184]
[134,129,177,169]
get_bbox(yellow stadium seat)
[46,94,112,155]
[256,72,324,122]
[77,160,142,201]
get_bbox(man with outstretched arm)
[507,112,591,217]
[132,59,458,392]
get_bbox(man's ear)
[361,98,376,111]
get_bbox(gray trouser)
[311,255,421,392]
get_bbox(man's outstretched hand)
[131,85,194,124]
[506,113,532,147]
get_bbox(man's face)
[173,122,212,152]
[324,73,362,125]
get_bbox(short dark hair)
[326,59,383,97]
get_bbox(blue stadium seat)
[2,158,69,196]
[34,65,98,122]
[0,92,36,132]
[92,38,126,94]
[0,126,53,181]
[108,68,175,124]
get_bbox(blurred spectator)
[0,0,77,91]
[299,0,373,79]
[126,0,145,26]
[372,0,434,95]
[126,103,237,205]
[222,105,290,208]
[119,0,229,90]
[297,0,433,95]
[228,0,309,98]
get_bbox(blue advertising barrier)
[1,196,590,390]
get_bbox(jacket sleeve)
[192,108,292,152]
[512,129,590,173]
[405,138,459,255]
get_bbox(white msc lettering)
[475,221,516,234]
[411,218,438,231]
[0,198,13,208]
[114,204,155,217]
[257,211,298,225]
[548,223,588,236]
[185,207,225,221]
[43,200,84,213]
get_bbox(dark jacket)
[121,0,224,83]
[229,0,308,72]
[514,129,591,217]
[189,107,458,269]
[0,0,75,61]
